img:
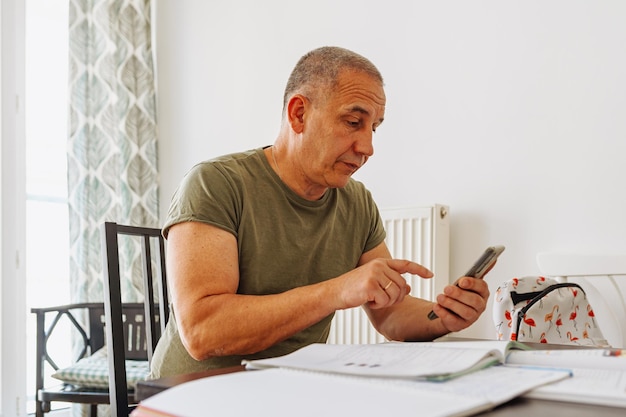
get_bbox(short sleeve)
[162,161,242,238]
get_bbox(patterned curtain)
[67,1,158,415]
[67,0,159,305]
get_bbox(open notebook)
[244,340,626,408]
[243,340,530,381]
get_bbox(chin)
[330,176,351,189]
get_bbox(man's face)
[296,70,386,190]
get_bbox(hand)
[431,277,490,332]
[336,258,433,310]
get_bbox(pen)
[508,364,573,376]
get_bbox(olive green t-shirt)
[150,147,386,378]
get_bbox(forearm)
[365,296,451,342]
[176,280,342,360]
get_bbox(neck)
[266,145,328,201]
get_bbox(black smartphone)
[427,245,505,320]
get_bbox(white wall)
[154,0,626,339]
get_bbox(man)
[149,46,489,378]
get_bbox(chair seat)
[38,384,136,410]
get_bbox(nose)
[353,131,374,158]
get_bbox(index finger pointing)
[386,259,433,278]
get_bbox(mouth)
[340,161,361,173]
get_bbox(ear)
[286,95,307,134]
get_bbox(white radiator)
[327,204,450,344]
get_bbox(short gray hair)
[282,46,383,112]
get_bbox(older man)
[150,46,489,378]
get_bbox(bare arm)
[167,221,431,360]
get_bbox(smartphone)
[427,245,505,320]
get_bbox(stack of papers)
[133,341,576,417]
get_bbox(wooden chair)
[32,223,168,417]
[32,302,161,416]
[101,222,169,416]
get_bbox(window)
[25,0,70,414]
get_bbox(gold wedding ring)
[383,281,393,291]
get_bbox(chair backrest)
[536,252,626,348]
[32,303,106,389]
[101,222,169,417]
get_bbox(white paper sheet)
[138,366,569,417]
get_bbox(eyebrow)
[349,105,385,125]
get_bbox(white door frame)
[1,0,28,416]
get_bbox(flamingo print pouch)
[493,276,610,347]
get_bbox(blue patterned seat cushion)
[51,347,149,389]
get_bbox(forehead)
[328,70,386,119]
